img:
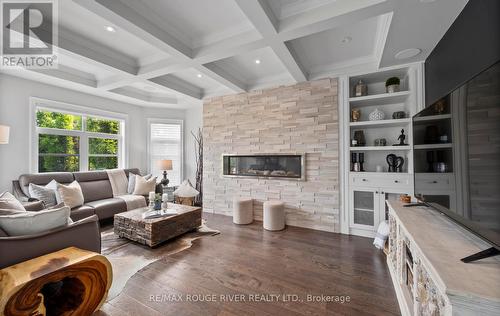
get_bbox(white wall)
[0,74,202,192]
[184,106,203,186]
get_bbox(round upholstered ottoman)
[263,201,285,231]
[233,197,253,224]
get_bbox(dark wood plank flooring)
[97,213,400,316]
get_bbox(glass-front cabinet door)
[350,188,378,229]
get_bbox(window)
[148,120,183,186]
[33,103,125,172]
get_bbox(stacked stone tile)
[203,78,339,232]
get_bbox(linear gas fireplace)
[222,154,305,180]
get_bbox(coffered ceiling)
[0,0,468,108]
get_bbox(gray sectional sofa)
[12,168,158,221]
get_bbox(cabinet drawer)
[350,174,411,188]
[415,174,453,191]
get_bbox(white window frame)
[147,118,184,185]
[30,97,128,172]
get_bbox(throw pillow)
[29,183,57,207]
[0,205,71,236]
[46,179,63,204]
[0,192,25,211]
[56,181,84,209]
[128,173,152,194]
[133,175,157,195]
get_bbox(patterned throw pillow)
[128,173,152,194]
[29,183,57,207]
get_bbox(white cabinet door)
[350,187,379,230]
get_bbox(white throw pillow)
[46,179,62,204]
[0,205,71,236]
[133,175,157,195]
[0,192,25,211]
[128,173,152,194]
[56,181,84,209]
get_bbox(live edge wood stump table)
[114,203,202,247]
[0,247,112,316]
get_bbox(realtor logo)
[1,0,58,68]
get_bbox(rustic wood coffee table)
[114,203,202,247]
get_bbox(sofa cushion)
[85,198,127,220]
[78,180,114,203]
[0,192,25,211]
[57,181,84,209]
[29,183,57,207]
[70,205,95,221]
[0,206,71,236]
[18,172,74,197]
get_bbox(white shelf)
[413,114,451,122]
[414,143,452,150]
[350,146,411,151]
[350,118,411,128]
[349,91,410,107]
[354,208,374,212]
[350,171,411,175]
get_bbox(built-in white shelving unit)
[340,62,424,237]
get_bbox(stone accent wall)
[203,78,339,232]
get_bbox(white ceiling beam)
[234,0,307,83]
[32,68,97,88]
[109,87,178,104]
[73,0,247,95]
[198,64,246,93]
[278,0,391,41]
[74,0,192,59]
[148,76,202,100]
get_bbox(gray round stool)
[233,197,253,224]
[263,200,285,231]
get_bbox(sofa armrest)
[12,180,30,202]
[22,200,45,212]
[0,215,101,269]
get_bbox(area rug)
[100,221,220,301]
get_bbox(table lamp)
[157,159,173,186]
[0,125,10,144]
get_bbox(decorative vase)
[351,109,361,122]
[353,130,366,146]
[154,200,162,210]
[369,108,385,121]
[386,84,400,93]
[354,80,367,97]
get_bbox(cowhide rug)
[100,221,220,302]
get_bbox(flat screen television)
[413,60,500,262]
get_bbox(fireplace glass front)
[222,154,304,180]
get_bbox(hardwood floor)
[97,213,400,316]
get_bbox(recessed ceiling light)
[197,74,202,78]
[395,48,422,60]
[255,59,261,64]
[105,26,116,33]
[420,0,437,3]
[342,36,352,43]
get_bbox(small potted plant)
[154,193,162,210]
[385,77,400,93]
